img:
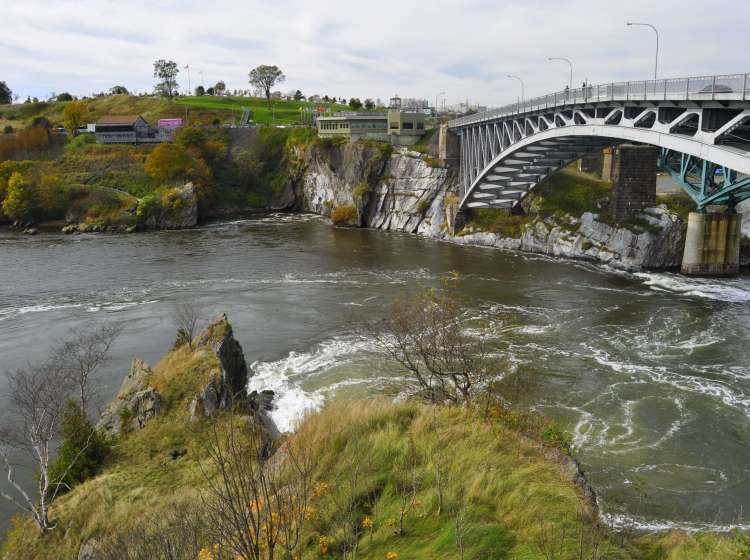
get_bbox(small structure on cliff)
[316,95,426,145]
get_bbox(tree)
[1,171,36,221]
[194,85,205,96]
[172,302,201,350]
[206,87,215,96]
[248,65,285,108]
[0,359,74,529]
[0,81,12,105]
[56,323,122,415]
[365,286,499,406]
[46,401,110,498]
[109,85,129,95]
[214,81,226,95]
[56,92,73,102]
[202,414,313,560]
[364,98,375,110]
[144,143,191,182]
[348,98,362,110]
[294,90,304,101]
[62,100,87,136]
[153,59,179,97]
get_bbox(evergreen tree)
[47,401,110,499]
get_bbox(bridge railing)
[448,73,750,128]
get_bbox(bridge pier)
[438,123,459,165]
[681,211,742,276]
[609,144,658,222]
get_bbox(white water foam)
[634,272,750,302]
[248,334,377,432]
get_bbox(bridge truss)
[448,74,750,211]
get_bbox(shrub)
[417,199,430,214]
[353,182,371,200]
[65,132,95,151]
[330,204,357,225]
[1,171,36,220]
[47,401,111,499]
[3,125,12,134]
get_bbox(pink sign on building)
[157,118,183,128]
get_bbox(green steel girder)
[658,148,750,210]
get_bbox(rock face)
[293,143,692,271]
[189,313,249,419]
[146,182,199,230]
[97,359,161,436]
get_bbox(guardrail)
[448,73,750,128]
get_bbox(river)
[1,214,749,534]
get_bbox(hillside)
[1,315,747,559]
[0,95,349,131]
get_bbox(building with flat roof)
[316,95,427,145]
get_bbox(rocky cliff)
[291,141,692,272]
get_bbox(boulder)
[97,359,161,436]
[157,183,199,229]
[22,228,39,235]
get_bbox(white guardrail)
[448,74,750,128]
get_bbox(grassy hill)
[0,95,349,131]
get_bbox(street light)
[435,91,445,114]
[548,57,573,90]
[507,74,525,106]
[627,22,659,79]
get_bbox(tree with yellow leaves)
[62,100,87,136]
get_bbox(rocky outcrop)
[143,183,199,230]
[188,313,249,419]
[97,359,161,436]
[296,143,691,271]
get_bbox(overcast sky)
[3,0,748,107]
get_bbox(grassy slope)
[0,95,348,130]
[2,359,747,559]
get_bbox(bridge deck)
[449,74,750,129]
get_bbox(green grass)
[0,94,348,130]
[534,167,612,219]
[465,208,529,238]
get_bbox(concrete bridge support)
[438,124,459,165]
[609,144,658,222]
[681,212,742,276]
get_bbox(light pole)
[548,57,573,90]
[507,74,525,107]
[184,64,191,95]
[627,22,659,79]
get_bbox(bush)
[1,171,36,220]
[330,204,357,225]
[65,132,95,151]
[47,401,111,499]
[3,125,12,134]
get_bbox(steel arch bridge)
[447,74,750,211]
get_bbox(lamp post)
[627,22,659,79]
[507,74,525,109]
[548,57,573,91]
[435,91,445,115]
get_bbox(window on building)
[403,122,414,129]
[417,122,424,130]
[390,123,399,129]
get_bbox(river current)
[1,214,749,534]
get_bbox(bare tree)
[92,505,209,559]
[0,360,74,530]
[172,302,201,350]
[201,413,313,560]
[365,287,498,407]
[57,322,122,415]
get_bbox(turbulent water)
[1,214,749,534]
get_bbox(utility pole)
[184,64,191,95]
[627,22,659,79]
[548,57,573,91]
